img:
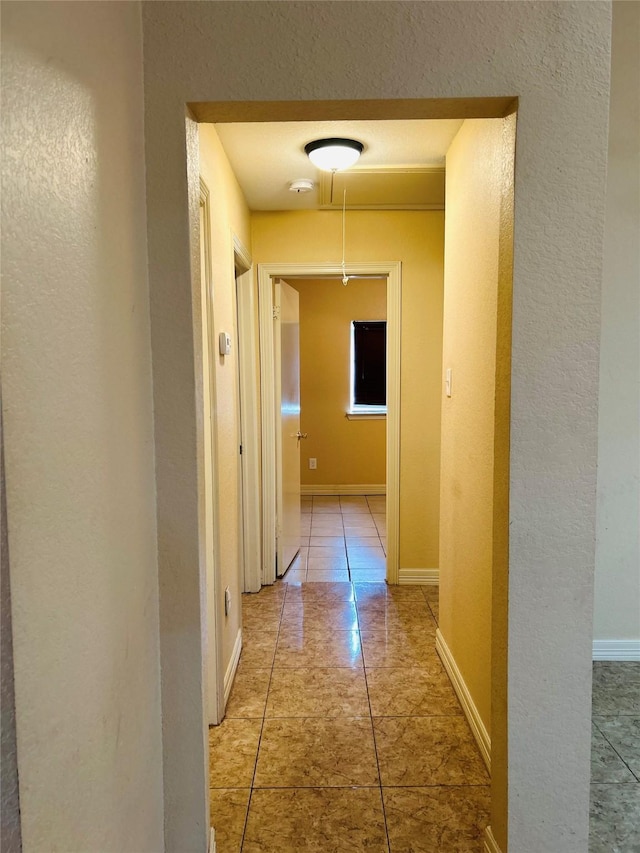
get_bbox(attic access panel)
[321,166,445,209]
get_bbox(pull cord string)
[341,188,349,285]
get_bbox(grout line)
[239,583,286,850]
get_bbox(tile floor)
[210,514,492,852]
[284,495,387,584]
[590,662,640,852]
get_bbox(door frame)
[233,235,262,593]
[258,261,402,585]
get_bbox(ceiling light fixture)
[304,137,364,172]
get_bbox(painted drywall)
[291,277,387,488]
[141,3,611,850]
[439,117,509,744]
[198,125,251,688]
[1,3,164,851]
[593,0,640,650]
[254,211,444,570]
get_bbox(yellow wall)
[439,117,515,850]
[199,125,251,678]
[289,277,386,488]
[252,210,444,569]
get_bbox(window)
[349,321,387,415]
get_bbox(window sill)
[346,409,387,420]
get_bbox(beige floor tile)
[429,601,439,623]
[285,581,355,602]
[310,524,344,536]
[340,496,369,505]
[347,546,386,569]
[340,505,372,515]
[209,788,250,853]
[373,716,489,786]
[350,569,388,583]
[360,631,443,669]
[366,667,463,717]
[254,717,379,787]
[383,786,490,853]
[357,606,436,634]
[275,629,362,668]
[242,592,284,616]
[312,506,343,515]
[266,666,369,718]
[280,600,359,632]
[241,608,282,633]
[345,534,382,546]
[209,719,262,788]
[308,545,347,557]
[343,519,377,531]
[283,569,306,584]
[305,570,350,582]
[226,668,272,719]
[239,631,279,668]
[422,585,439,603]
[309,535,345,547]
[312,497,341,506]
[243,787,389,852]
[307,555,348,571]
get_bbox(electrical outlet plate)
[309,458,317,470]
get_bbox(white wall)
[1,3,164,850]
[593,0,640,655]
[141,3,611,851]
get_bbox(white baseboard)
[209,827,216,853]
[301,484,386,496]
[484,826,502,853]
[592,639,640,661]
[398,567,439,586]
[436,628,491,773]
[223,629,242,707]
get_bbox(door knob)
[295,431,308,441]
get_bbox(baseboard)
[398,567,439,586]
[592,639,640,661]
[300,484,386,496]
[209,828,216,853]
[436,628,491,773]
[223,629,242,707]
[484,826,502,853]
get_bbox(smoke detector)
[289,179,314,194]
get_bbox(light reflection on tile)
[275,629,363,668]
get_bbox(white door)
[274,279,302,575]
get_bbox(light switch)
[445,368,452,398]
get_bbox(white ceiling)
[214,119,463,211]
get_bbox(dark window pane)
[353,321,386,406]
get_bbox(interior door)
[274,279,302,575]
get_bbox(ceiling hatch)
[320,166,445,210]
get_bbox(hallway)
[209,497,490,851]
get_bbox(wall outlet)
[224,586,231,616]
[308,458,317,470]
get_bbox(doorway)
[258,262,401,586]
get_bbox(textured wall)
[293,277,388,488]
[141,3,611,850]
[2,3,164,850]
[439,118,505,740]
[593,0,640,647]
[252,210,444,571]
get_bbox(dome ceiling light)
[304,137,364,172]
